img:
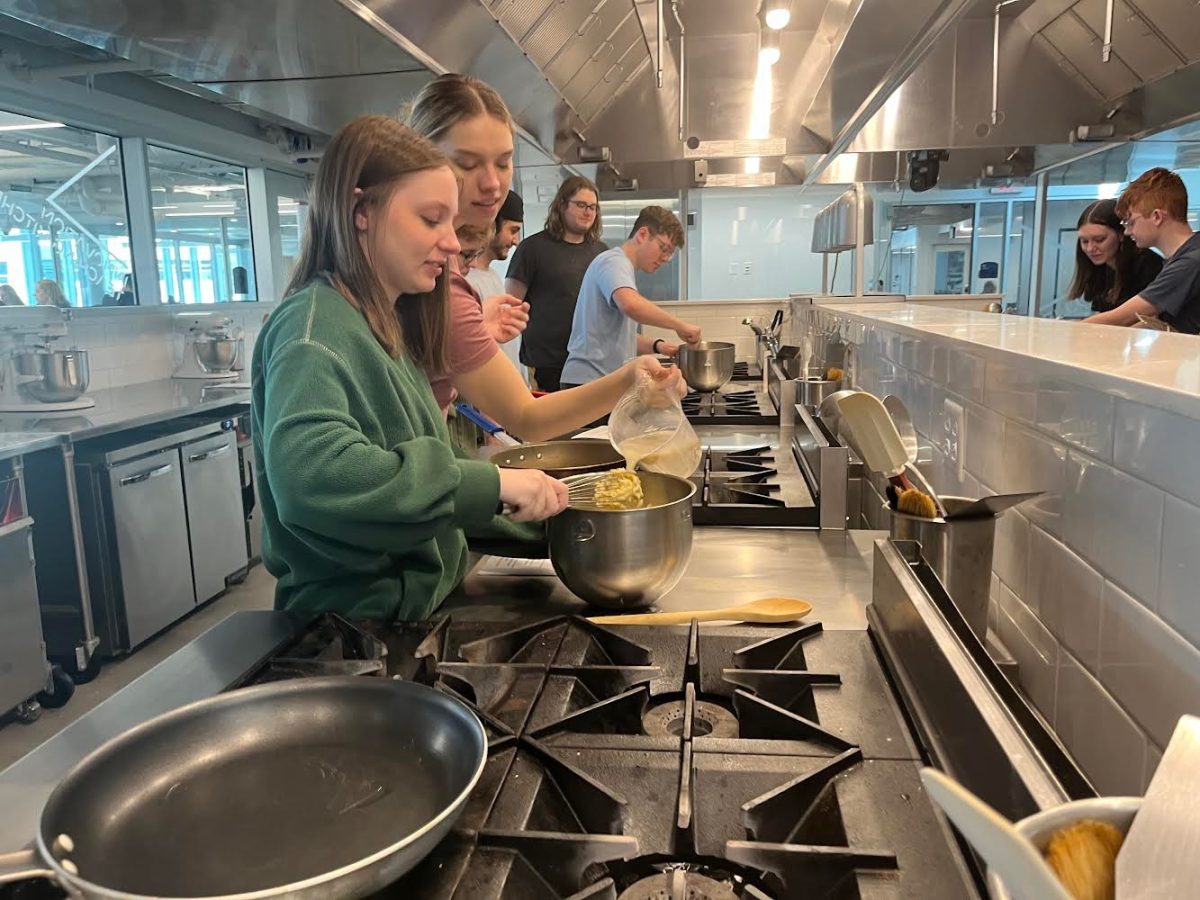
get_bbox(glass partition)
[0,110,132,308]
[597,194,682,301]
[148,145,254,303]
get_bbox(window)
[148,145,255,303]
[0,110,132,307]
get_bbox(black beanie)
[498,190,524,224]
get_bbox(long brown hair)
[407,73,513,143]
[285,115,451,373]
[545,175,602,243]
[1067,199,1144,311]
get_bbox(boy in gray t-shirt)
[561,206,702,387]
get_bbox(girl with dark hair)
[251,114,565,620]
[1068,199,1162,313]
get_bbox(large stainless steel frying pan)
[0,677,486,899]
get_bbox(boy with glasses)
[1086,168,1200,332]
[560,205,702,388]
[505,176,608,391]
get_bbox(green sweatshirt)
[251,281,506,620]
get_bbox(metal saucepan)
[15,350,90,402]
[676,341,736,393]
[491,439,625,479]
[0,677,486,899]
[549,471,695,610]
[796,378,840,408]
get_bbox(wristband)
[652,338,664,354]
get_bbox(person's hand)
[656,340,680,357]
[631,354,686,399]
[497,468,568,522]
[483,294,530,344]
[675,321,702,344]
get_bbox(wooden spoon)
[588,597,812,626]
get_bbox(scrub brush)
[1043,819,1124,900]
[826,367,844,382]
[886,481,940,519]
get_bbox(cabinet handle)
[118,463,173,486]
[188,444,232,463]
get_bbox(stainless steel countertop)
[0,431,63,462]
[449,527,884,630]
[0,378,249,444]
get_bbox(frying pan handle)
[0,848,53,884]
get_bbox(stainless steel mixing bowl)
[16,349,90,402]
[676,341,735,393]
[491,440,624,480]
[194,338,239,373]
[548,471,695,609]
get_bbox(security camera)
[907,150,949,193]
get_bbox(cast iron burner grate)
[731,361,761,382]
[690,449,816,527]
[681,391,777,426]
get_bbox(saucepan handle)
[0,848,53,884]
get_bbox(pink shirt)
[429,261,499,412]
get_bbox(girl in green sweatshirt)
[251,116,566,620]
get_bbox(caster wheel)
[14,699,41,724]
[63,653,102,685]
[38,665,75,709]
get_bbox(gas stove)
[730,361,762,382]
[682,389,778,426]
[691,446,818,528]
[226,612,979,898]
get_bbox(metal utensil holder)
[886,496,997,640]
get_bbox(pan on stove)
[0,677,486,899]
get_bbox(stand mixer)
[173,314,243,380]
[0,306,95,413]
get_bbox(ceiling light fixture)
[0,122,66,132]
[762,0,790,31]
[758,29,781,66]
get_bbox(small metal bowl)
[194,338,239,373]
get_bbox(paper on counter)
[475,555,557,576]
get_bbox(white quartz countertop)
[817,301,1200,418]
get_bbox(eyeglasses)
[460,248,485,264]
[652,236,676,259]
[1120,212,1148,229]
[568,199,599,214]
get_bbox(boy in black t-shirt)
[1087,168,1200,333]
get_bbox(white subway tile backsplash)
[1113,400,1200,509]
[1159,497,1200,648]
[1027,524,1103,668]
[1099,579,1200,747]
[993,510,1030,600]
[1000,424,1066,535]
[995,583,1059,720]
[1055,652,1147,796]
[985,360,1037,424]
[946,347,985,401]
[964,402,1005,489]
[1062,452,1163,605]
[1035,381,1115,462]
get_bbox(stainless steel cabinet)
[106,449,195,648]
[0,517,50,716]
[181,431,248,603]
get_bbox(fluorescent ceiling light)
[758,29,781,65]
[0,122,66,132]
[763,2,790,30]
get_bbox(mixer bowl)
[194,338,239,373]
[491,440,625,480]
[676,341,735,392]
[548,472,695,610]
[16,350,90,403]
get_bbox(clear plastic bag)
[608,374,702,478]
